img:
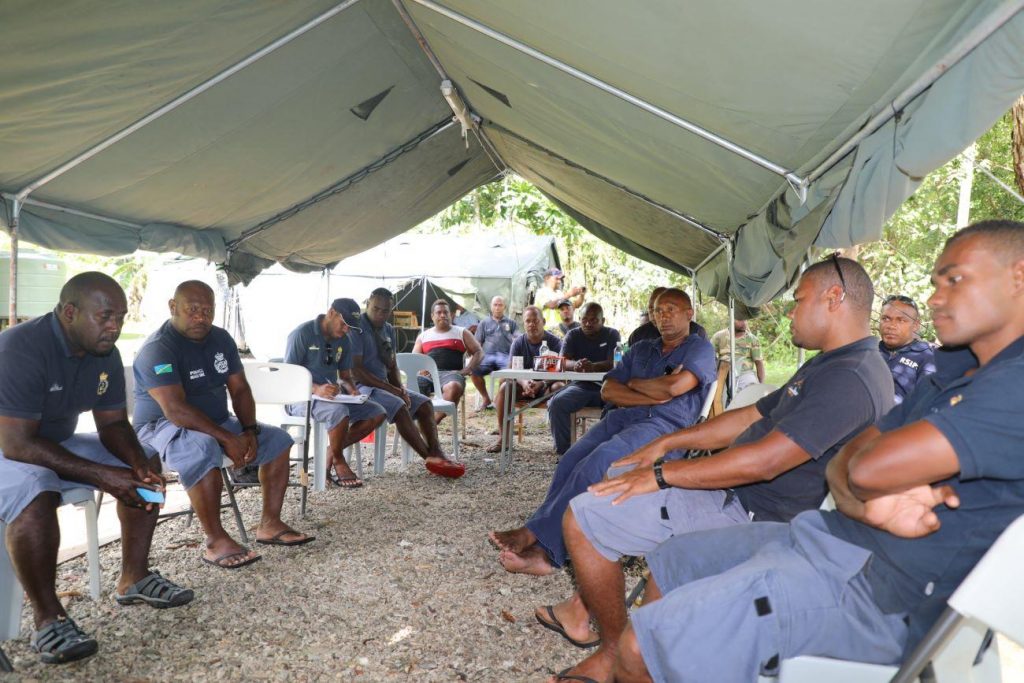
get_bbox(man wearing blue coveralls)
[489,288,716,576]
[0,273,192,665]
[612,221,1024,682]
[544,256,892,682]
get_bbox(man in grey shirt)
[471,296,518,410]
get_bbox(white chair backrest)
[699,379,718,421]
[123,364,136,416]
[396,353,441,395]
[728,382,777,411]
[241,360,313,405]
[949,512,1024,647]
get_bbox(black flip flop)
[255,529,316,547]
[535,605,601,649]
[201,549,262,569]
[554,667,600,683]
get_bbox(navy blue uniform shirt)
[824,336,1024,644]
[283,315,354,385]
[509,331,562,371]
[349,313,396,383]
[133,321,243,425]
[736,336,894,522]
[879,338,936,405]
[475,316,518,356]
[0,313,126,442]
[562,326,621,387]
[604,334,716,429]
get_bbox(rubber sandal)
[327,467,363,489]
[554,667,600,683]
[32,617,98,665]
[535,606,601,649]
[255,529,316,546]
[425,458,466,479]
[115,570,194,608]
[201,549,262,569]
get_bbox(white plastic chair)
[764,512,1024,683]
[394,353,459,464]
[241,360,313,515]
[727,382,778,410]
[1,487,102,668]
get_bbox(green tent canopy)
[1,0,1022,306]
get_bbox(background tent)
[2,1,1022,312]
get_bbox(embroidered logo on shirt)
[153,364,173,375]
[308,345,320,351]
[213,352,229,374]
[949,394,963,407]
[786,380,803,397]
[898,357,919,369]
[189,368,206,380]
[49,383,63,392]
[96,372,109,396]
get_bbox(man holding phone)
[283,298,386,488]
[0,272,193,665]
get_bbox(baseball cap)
[544,268,564,279]
[556,298,573,308]
[330,298,362,326]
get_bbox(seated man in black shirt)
[547,303,620,455]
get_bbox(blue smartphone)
[136,487,165,504]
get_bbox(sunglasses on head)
[827,253,847,303]
[323,342,334,366]
[882,294,919,313]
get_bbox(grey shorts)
[135,417,294,490]
[571,486,749,561]
[0,433,157,523]
[632,513,908,681]
[417,370,466,396]
[286,398,386,430]
[357,386,431,422]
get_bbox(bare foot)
[203,537,259,567]
[499,546,554,576]
[547,648,616,683]
[485,439,503,453]
[536,594,599,646]
[488,527,536,553]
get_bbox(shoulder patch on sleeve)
[154,364,173,375]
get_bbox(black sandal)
[31,616,98,664]
[115,570,194,608]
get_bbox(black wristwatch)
[652,459,671,490]
[242,423,261,436]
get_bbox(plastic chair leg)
[374,423,387,475]
[83,496,101,600]
[313,422,328,492]
[220,469,248,544]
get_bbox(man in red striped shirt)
[412,300,483,423]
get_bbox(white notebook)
[312,393,368,405]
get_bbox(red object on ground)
[361,431,374,444]
[425,459,466,479]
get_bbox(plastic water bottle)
[539,340,550,357]
[613,341,624,364]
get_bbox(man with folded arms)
[350,288,465,478]
[0,273,192,664]
[490,289,715,577]
[283,298,386,488]
[134,280,314,570]
[544,256,892,682]
[610,221,1024,682]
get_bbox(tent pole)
[8,199,21,325]
[725,241,736,397]
[421,276,427,332]
[956,144,975,228]
[797,262,807,368]
[1,194,142,230]
[406,0,804,192]
[13,0,364,205]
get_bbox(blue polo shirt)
[509,331,562,370]
[562,326,621,387]
[0,313,126,443]
[132,321,243,426]
[879,338,936,405]
[733,336,894,522]
[283,315,354,385]
[604,334,716,429]
[475,315,518,356]
[348,313,396,383]
[824,336,1024,644]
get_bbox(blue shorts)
[357,386,431,422]
[571,486,749,561]
[632,513,908,681]
[286,398,386,430]
[473,353,509,376]
[0,434,156,523]
[136,417,293,490]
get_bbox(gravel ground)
[5,409,600,681]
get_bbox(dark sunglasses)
[323,342,335,366]
[882,294,919,313]
[829,253,847,294]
